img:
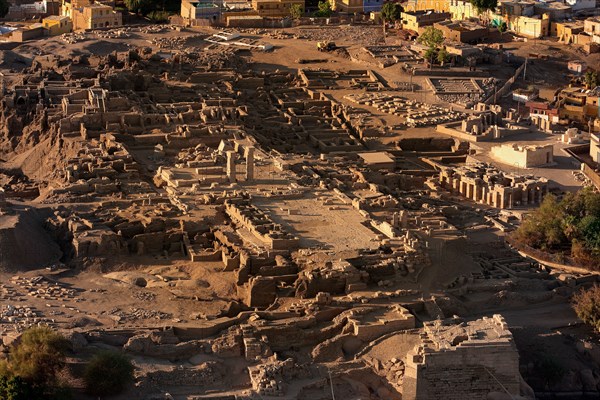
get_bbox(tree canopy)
[469,0,498,12]
[514,187,600,267]
[84,351,135,397]
[0,375,40,400]
[8,326,68,387]
[417,26,444,49]
[381,2,403,22]
[314,0,332,17]
[418,27,445,65]
[437,47,449,64]
[123,0,176,15]
[585,70,598,89]
[0,0,9,19]
[0,326,70,399]
[289,3,304,19]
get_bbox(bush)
[0,326,70,399]
[314,0,332,17]
[147,10,171,23]
[538,356,565,387]
[573,284,600,331]
[9,326,68,387]
[0,375,40,400]
[84,351,134,397]
[289,3,303,19]
[513,187,600,267]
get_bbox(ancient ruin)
[0,3,597,398]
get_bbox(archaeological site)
[0,0,599,399]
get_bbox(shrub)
[573,284,600,331]
[513,187,600,267]
[0,375,40,400]
[538,356,565,387]
[84,351,134,397]
[147,10,171,23]
[289,3,303,19]
[8,326,68,387]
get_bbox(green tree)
[418,26,444,66]
[314,0,332,17]
[381,2,402,22]
[584,70,598,89]
[514,187,600,267]
[515,194,565,250]
[84,351,135,397]
[8,326,68,388]
[469,0,498,13]
[147,10,171,23]
[0,0,9,18]
[417,26,444,48]
[381,1,403,35]
[124,0,153,14]
[0,375,40,400]
[424,46,436,63]
[289,3,304,19]
[437,47,450,65]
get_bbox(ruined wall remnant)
[403,315,521,400]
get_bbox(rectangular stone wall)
[403,343,520,400]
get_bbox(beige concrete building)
[42,15,73,36]
[448,0,479,20]
[251,0,304,17]
[498,0,534,18]
[404,0,450,12]
[331,0,362,13]
[584,17,600,37]
[509,14,550,38]
[553,20,584,44]
[557,87,600,124]
[591,133,600,163]
[72,4,122,30]
[490,143,554,168]
[61,0,91,18]
[401,10,451,32]
[434,19,489,43]
[533,1,571,21]
[181,0,222,22]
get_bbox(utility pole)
[328,369,336,400]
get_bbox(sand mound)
[0,208,62,271]
[82,40,130,56]
[0,50,32,71]
[103,271,166,287]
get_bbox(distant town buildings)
[251,0,305,17]
[61,0,122,30]
[332,0,383,14]
[42,15,73,35]
[591,133,600,163]
[181,0,222,22]
[72,3,122,30]
[6,0,60,20]
[400,10,451,33]
[556,87,600,124]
